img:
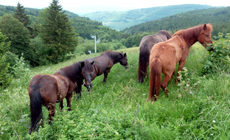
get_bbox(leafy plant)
[202,33,230,75]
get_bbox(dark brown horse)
[147,24,213,102]
[28,61,94,134]
[137,30,171,83]
[77,51,128,97]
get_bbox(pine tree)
[40,0,77,64]
[0,30,12,88]
[13,2,30,28]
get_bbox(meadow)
[0,43,230,139]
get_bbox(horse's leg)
[47,103,55,124]
[176,60,186,85]
[59,100,63,110]
[161,74,172,97]
[66,92,73,111]
[103,68,110,83]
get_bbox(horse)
[137,30,172,83]
[76,51,128,97]
[28,60,94,134]
[147,24,213,102]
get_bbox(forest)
[122,6,230,36]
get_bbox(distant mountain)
[83,4,213,31]
[122,6,230,37]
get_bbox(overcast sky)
[1,0,229,14]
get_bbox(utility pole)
[90,34,100,53]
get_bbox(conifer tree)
[0,30,12,88]
[13,2,30,28]
[40,0,77,63]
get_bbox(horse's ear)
[81,62,85,67]
[203,24,207,30]
[120,53,123,57]
[124,53,126,57]
[91,61,94,65]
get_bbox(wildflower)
[190,91,192,94]
[1,132,3,134]
[210,134,213,136]
[143,94,145,95]
[213,120,216,123]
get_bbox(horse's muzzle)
[85,84,92,91]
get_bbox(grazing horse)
[28,61,94,134]
[77,51,128,96]
[138,30,171,83]
[147,24,213,102]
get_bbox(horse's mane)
[157,30,172,39]
[101,50,123,60]
[56,62,82,83]
[173,24,213,42]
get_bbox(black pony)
[137,30,171,83]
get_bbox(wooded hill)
[0,5,128,40]
[122,6,230,37]
[84,4,212,31]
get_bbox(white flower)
[143,94,145,95]
[210,134,213,136]
[1,132,3,134]
[213,120,216,123]
[190,91,192,94]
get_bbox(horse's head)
[198,24,213,51]
[81,61,94,91]
[119,52,129,68]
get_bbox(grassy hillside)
[84,4,212,31]
[0,42,230,139]
[123,6,230,36]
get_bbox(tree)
[13,2,30,28]
[0,14,35,65]
[0,30,12,88]
[40,0,77,64]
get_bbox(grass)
[0,43,230,139]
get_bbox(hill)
[83,4,212,31]
[122,6,230,36]
[0,5,128,40]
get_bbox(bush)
[202,33,230,75]
[4,51,18,75]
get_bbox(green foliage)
[0,14,35,65]
[0,30,12,88]
[4,51,18,74]
[39,0,77,64]
[202,33,230,75]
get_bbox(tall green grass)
[0,43,229,139]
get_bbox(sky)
[0,0,229,15]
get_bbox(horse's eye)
[205,35,209,37]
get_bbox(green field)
[0,43,230,139]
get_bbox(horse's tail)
[138,43,150,83]
[147,58,162,102]
[29,86,43,134]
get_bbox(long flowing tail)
[138,44,150,83]
[29,86,43,134]
[147,58,162,102]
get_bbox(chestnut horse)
[28,61,94,134]
[147,24,213,102]
[76,51,128,97]
[138,30,171,83]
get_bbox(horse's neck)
[182,27,201,47]
[108,52,121,64]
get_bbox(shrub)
[202,33,230,75]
